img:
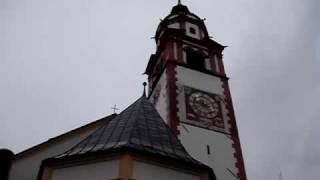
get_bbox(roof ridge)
[100,102,135,150]
[113,97,143,149]
[140,98,153,149]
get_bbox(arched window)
[186,48,206,71]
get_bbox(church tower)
[6,3,248,180]
[146,3,247,180]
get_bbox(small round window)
[189,27,196,34]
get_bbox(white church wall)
[168,22,180,29]
[9,128,98,180]
[167,15,178,20]
[133,161,201,180]
[213,54,220,73]
[178,124,238,180]
[51,160,118,180]
[175,65,238,180]
[175,65,223,95]
[149,70,168,123]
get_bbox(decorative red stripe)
[168,41,173,60]
[222,79,247,180]
[209,54,217,74]
[218,54,226,75]
[166,62,180,136]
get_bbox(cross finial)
[111,104,119,114]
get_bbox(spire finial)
[142,82,147,97]
[178,0,181,5]
[111,104,119,114]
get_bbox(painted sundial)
[184,86,225,131]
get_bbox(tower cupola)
[155,4,209,42]
[146,4,225,93]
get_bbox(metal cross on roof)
[111,104,119,114]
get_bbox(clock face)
[188,92,219,118]
[184,86,225,131]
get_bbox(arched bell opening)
[185,48,207,71]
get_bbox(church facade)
[1,3,247,180]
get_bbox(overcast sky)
[1,0,319,179]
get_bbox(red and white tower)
[145,3,247,180]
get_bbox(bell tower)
[145,3,247,180]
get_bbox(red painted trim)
[222,80,247,180]
[168,41,174,60]
[218,54,226,75]
[166,62,180,136]
[209,53,217,74]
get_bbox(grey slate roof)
[56,96,203,167]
